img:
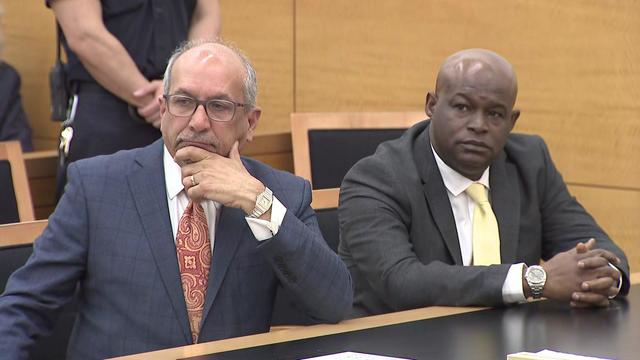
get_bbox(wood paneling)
[568,185,640,273]
[0,141,34,221]
[0,220,47,247]
[220,0,294,135]
[1,0,58,150]
[24,150,57,220]
[295,0,640,190]
[2,1,294,150]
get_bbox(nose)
[188,103,211,131]
[467,111,488,133]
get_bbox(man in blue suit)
[0,39,352,359]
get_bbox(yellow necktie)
[466,183,501,265]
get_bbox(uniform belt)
[74,81,107,94]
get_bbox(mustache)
[175,134,219,149]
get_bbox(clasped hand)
[175,141,265,215]
[542,238,621,308]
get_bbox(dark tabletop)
[184,285,639,360]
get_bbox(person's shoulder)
[70,142,157,175]
[0,62,21,89]
[348,119,428,175]
[505,132,548,155]
[241,156,305,185]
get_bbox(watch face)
[258,197,270,207]
[528,267,545,283]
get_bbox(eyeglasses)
[163,94,246,122]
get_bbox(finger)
[595,249,621,266]
[570,299,609,308]
[583,238,596,250]
[571,291,609,306]
[144,112,160,125]
[575,242,588,254]
[185,181,205,203]
[138,101,161,119]
[575,238,595,254]
[175,146,220,165]
[581,277,616,292]
[577,248,621,267]
[133,82,157,97]
[577,256,609,270]
[182,174,195,190]
[229,141,241,162]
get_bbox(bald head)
[435,49,518,107]
[426,49,521,180]
[163,39,258,110]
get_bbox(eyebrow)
[170,88,235,102]
[451,93,509,110]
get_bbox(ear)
[158,96,167,131]
[425,92,437,118]
[509,109,520,131]
[243,107,262,144]
[159,96,167,116]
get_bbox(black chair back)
[0,161,20,224]
[1,239,76,359]
[308,128,406,189]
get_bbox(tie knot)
[466,183,490,206]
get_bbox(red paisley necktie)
[176,201,211,343]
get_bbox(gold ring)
[190,175,196,187]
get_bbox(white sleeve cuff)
[245,196,287,241]
[608,263,622,299]
[502,263,527,304]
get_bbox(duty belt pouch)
[50,24,70,122]
[55,91,77,202]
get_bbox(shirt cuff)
[245,196,286,241]
[608,263,622,299]
[502,263,527,304]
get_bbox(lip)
[176,140,216,153]
[460,139,490,149]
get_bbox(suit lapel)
[489,151,520,264]
[127,140,192,343]
[200,205,246,326]
[414,126,464,264]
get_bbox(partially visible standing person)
[47,0,220,195]
[0,5,33,152]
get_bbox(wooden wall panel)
[2,0,58,150]
[569,185,640,273]
[220,0,294,135]
[2,1,293,152]
[295,0,640,190]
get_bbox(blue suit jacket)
[0,140,352,359]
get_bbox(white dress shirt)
[163,146,287,251]
[431,146,526,303]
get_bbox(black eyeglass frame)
[163,94,247,122]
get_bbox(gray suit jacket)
[339,120,629,317]
[0,140,352,359]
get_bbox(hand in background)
[133,80,164,128]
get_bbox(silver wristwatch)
[249,187,273,218]
[525,265,547,299]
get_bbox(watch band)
[249,187,273,218]
[525,265,546,299]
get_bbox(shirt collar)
[431,145,490,196]
[163,146,184,200]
